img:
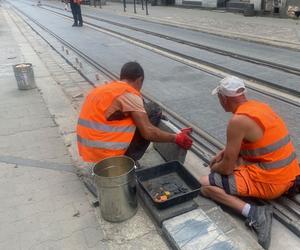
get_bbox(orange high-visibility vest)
[77,81,141,163]
[236,100,300,184]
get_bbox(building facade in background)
[156,0,300,17]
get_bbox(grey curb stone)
[153,119,187,163]
[162,208,238,250]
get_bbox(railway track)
[7,0,300,240]
[33,2,300,102]
[43,3,300,77]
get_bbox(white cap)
[212,76,246,97]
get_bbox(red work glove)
[175,127,193,150]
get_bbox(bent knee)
[200,185,216,197]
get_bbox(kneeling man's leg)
[125,101,162,161]
[199,173,273,249]
[199,175,247,213]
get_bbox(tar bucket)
[93,156,138,222]
[13,63,36,90]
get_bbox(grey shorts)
[209,172,238,195]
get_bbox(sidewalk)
[78,1,300,49]
[0,5,168,250]
[0,7,108,250]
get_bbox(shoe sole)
[258,206,273,249]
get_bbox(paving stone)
[82,226,106,248]
[162,208,237,250]
[106,230,167,250]
[0,235,21,250]
[0,219,21,242]
[226,229,262,250]
[95,205,158,244]
[0,116,54,136]
[18,230,41,250]
[206,207,236,234]
[38,222,64,241]
[193,195,218,212]
[59,230,87,250]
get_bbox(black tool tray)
[136,161,201,209]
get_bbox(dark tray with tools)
[136,161,201,209]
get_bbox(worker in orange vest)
[199,76,300,249]
[77,61,193,166]
[69,0,83,27]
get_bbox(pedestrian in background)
[70,0,83,27]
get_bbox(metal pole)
[145,0,148,15]
[94,0,96,7]
[141,0,144,10]
[99,0,101,8]
[123,0,126,12]
[134,0,137,13]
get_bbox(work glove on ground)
[175,127,193,150]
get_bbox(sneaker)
[72,23,78,27]
[245,205,273,249]
[78,23,83,27]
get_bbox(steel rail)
[41,3,300,78]
[23,2,300,103]
[40,3,300,99]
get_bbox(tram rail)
[32,1,300,101]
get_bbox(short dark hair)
[120,62,144,82]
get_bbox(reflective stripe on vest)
[77,81,141,162]
[77,135,130,150]
[240,135,291,157]
[78,118,135,133]
[257,152,297,170]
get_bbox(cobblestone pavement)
[76,1,300,49]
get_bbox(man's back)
[234,100,299,184]
[77,81,141,162]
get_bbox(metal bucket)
[93,156,137,222]
[13,63,36,90]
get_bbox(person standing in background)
[70,0,83,27]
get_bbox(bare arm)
[210,149,225,167]
[131,111,176,143]
[210,116,246,175]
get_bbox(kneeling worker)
[77,61,193,165]
[199,76,300,249]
